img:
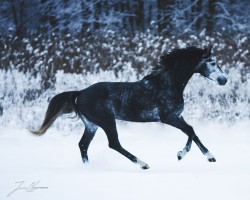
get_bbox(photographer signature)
[7,181,48,197]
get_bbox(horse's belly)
[114,107,161,122]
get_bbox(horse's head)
[195,45,227,85]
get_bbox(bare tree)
[0,0,40,37]
[214,0,250,34]
[0,0,249,36]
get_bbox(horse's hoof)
[141,164,150,170]
[136,158,150,169]
[208,157,216,162]
[82,156,89,164]
[206,152,216,162]
[177,151,183,161]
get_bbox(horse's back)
[76,81,162,123]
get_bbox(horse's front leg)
[161,114,216,162]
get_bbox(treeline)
[0,0,249,37]
[0,30,249,94]
[1,31,249,125]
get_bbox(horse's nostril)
[217,76,227,85]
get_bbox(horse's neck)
[160,70,194,93]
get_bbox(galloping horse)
[31,45,227,169]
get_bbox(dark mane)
[144,47,206,80]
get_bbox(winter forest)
[0,1,250,200]
[0,0,249,128]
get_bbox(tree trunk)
[206,0,216,33]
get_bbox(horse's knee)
[185,126,195,137]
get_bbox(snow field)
[1,121,249,200]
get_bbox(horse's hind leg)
[79,120,98,163]
[100,119,150,169]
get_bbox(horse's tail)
[30,91,80,136]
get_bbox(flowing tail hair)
[30,91,80,136]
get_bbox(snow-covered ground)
[1,121,249,200]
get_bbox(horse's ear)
[203,44,213,59]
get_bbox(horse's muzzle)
[217,76,227,85]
